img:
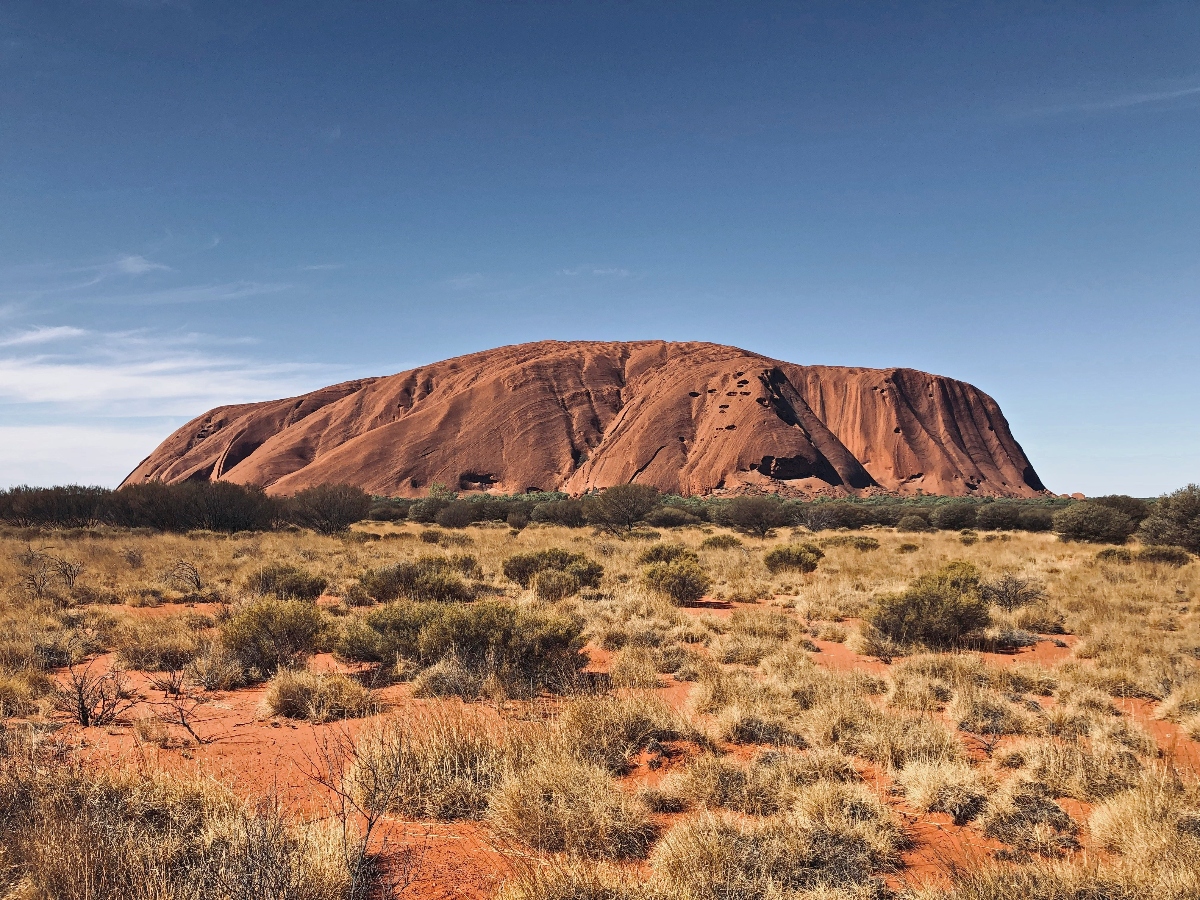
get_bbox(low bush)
[350,709,518,820]
[358,555,476,603]
[643,506,702,528]
[866,562,990,648]
[1137,545,1191,567]
[980,779,1079,855]
[502,548,603,590]
[1054,502,1137,544]
[0,732,365,899]
[220,598,328,674]
[489,757,657,859]
[244,563,328,600]
[262,668,374,722]
[897,759,992,825]
[1138,484,1200,554]
[819,535,880,552]
[763,543,824,574]
[636,543,698,565]
[285,484,371,535]
[114,617,200,672]
[651,783,904,898]
[655,749,860,816]
[700,534,743,550]
[897,514,932,532]
[1097,547,1133,564]
[533,569,582,602]
[349,600,586,691]
[557,694,690,774]
[980,573,1047,610]
[931,503,978,530]
[723,495,789,538]
[643,559,711,605]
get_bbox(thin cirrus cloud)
[0,325,88,347]
[1017,80,1200,117]
[0,327,341,416]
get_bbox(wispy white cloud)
[111,254,172,276]
[0,326,343,425]
[0,325,88,347]
[441,273,485,290]
[301,263,344,271]
[560,265,632,278]
[97,280,290,306]
[1017,81,1200,117]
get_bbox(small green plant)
[866,561,990,648]
[220,599,327,674]
[700,534,742,550]
[244,563,328,600]
[502,548,603,590]
[763,543,824,574]
[642,559,711,605]
[636,543,698,565]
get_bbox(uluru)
[122,340,1047,499]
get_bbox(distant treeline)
[0,482,370,535]
[3,481,1196,554]
[374,487,1076,533]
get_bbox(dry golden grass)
[1,518,1198,897]
[261,668,376,722]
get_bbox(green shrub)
[1096,547,1133,564]
[643,506,702,528]
[636,543,698,565]
[350,601,586,690]
[502,548,603,589]
[897,542,919,554]
[931,503,978,530]
[243,563,328,600]
[723,495,789,538]
[866,562,990,648]
[643,560,711,605]
[1136,545,1191,567]
[582,485,661,533]
[434,500,479,529]
[700,534,743,550]
[976,502,1022,531]
[358,555,476,602]
[1138,484,1200,553]
[530,499,586,528]
[820,535,880,552]
[220,599,327,674]
[1053,502,1136,544]
[533,569,581,602]
[763,543,824,574]
[897,514,931,533]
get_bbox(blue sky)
[1,1,1198,495]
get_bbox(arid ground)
[1,516,1197,899]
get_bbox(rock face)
[122,340,1047,498]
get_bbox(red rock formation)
[121,341,1047,498]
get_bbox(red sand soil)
[56,598,1200,897]
[122,340,1045,499]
